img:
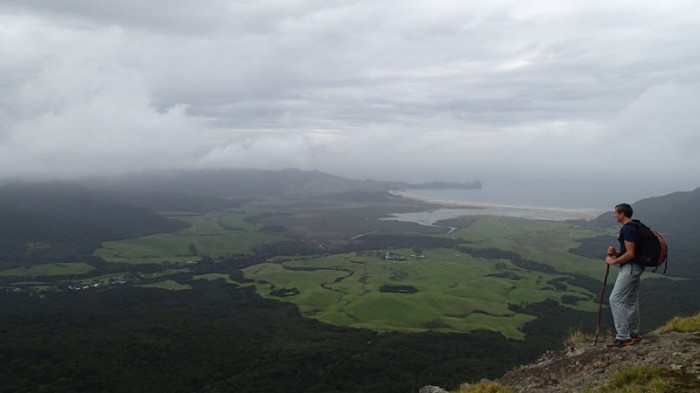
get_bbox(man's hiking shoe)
[606,338,633,347]
[607,337,640,348]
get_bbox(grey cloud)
[0,0,230,33]
[1,1,700,202]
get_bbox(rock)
[418,385,449,393]
[496,331,700,392]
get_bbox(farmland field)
[242,217,610,338]
[94,207,286,264]
[85,198,620,339]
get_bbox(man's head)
[614,203,633,223]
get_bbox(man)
[605,203,644,347]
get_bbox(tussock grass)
[658,312,700,333]
[565,327,596,345]
[453,381,516,393]
[584,364,677,393]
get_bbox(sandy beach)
[385,191,604,225]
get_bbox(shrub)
[565,327,595,345]
[658,312,700,333]
[454,381,516,393]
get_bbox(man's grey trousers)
[609,263,643,340]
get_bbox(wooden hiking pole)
[594,264,610,346]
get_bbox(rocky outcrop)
[498,331,700,392]
[421,330,700,393]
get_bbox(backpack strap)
[619,220,642,268]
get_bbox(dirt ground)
[496,331,700,392]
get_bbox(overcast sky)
[1,1,699,206]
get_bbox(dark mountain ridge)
[0,169,431,267]
[0,181,189,266]
[2,171,698,272]
[587,186,700,277]
[82,168,409,199]
[590,187,700,230]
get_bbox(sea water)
[399,181,611,210]
[385,184,607,224]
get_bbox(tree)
[188,243,199,256]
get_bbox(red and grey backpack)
[629,219,669,273]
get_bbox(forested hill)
[588,186,700,277]
[590,187,700,233]
[0,169,479,267]
[629,187,700,243]
[83,168,410,198]
[0,182,188,266]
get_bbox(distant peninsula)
[407,180,482,190]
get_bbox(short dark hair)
[615,203,633,218]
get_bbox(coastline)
[387,190,604,224]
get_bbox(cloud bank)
[1,1,699,204]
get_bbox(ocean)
[385,186,607,224]
[398,182,612,210]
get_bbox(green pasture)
[440,216,612,277]
[192,273,238,285]
[31,204,623,338]
[259,205,446,239]
[242,231,602,338]
[138,280,192,290]
[94,207,284,264]
[0,262,95,277]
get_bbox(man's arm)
[605,240,635,265]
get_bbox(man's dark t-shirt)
[617,223,639,263]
